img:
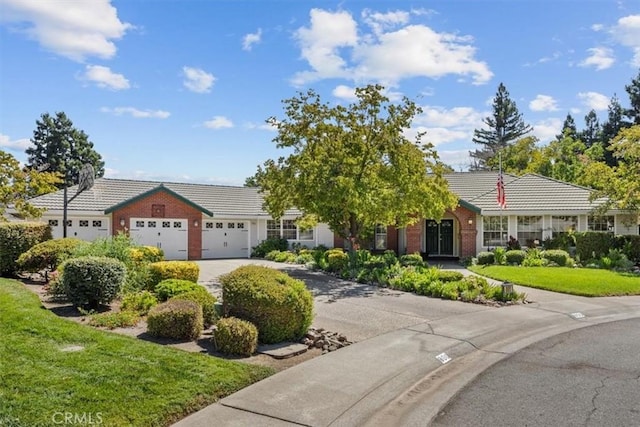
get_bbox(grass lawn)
[468,265,640,297]
[0,278,274,427]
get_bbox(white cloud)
[532,118,563,142]
[529,94,559,112]
[79,65,130,90]
[409,105,485,146]
[100,107,170,119]
[0,134,32,151]
[611,14,640,66]
[182,66,215,93]
[242,28,262,51]
[245,121,277,132]
[437,150,472,171]
[292,8,492,87]
[0,0,131,61]
[579,47,615,70]
[332,85,358,101]
[204,116,233,129]
[577,91,609,111]
[591,23,604,32]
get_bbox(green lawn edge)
[468,265,640,297]
[0,278,274,427]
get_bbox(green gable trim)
[104,184,213,216]
[458,198,481,213]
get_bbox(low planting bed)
[0,278,273,426]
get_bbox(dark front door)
[425,219,454,256]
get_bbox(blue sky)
[1,0,639,186]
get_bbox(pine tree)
[624,69,640,125]
[26,112,105,189]
[470,83,532,170]
[601,95,629,167]
[556,113,577,140]
[580,109,601,148]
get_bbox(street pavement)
[172,259,640,427]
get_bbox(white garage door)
[129,218,188,260]
[48,217,110,241]
[202,220,248,258]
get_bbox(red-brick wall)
[450,206,477,258]
[406,222,422,254]
[386,225,398,253]
[111,190,203,260]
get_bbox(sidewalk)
[176,262,640,426]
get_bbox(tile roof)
[27,178,300,217]
[444,171,519,201]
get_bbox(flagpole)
[499,151,503,247]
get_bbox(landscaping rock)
[302,327,353,353]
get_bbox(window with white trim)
[517,216,543,246]
[483,216,508,247]
[552,216,577,237]
[266,219,314,240]
[588,215,615,233]
[374,225,387,250]
[266,220,280,239]
[282,220,297,240]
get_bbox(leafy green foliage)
[16,237,83,272]
[129,246,164,264]
[541,249,572,266]
[147,300,203,341]
[505,250,526,265]
[0,150,60,219]
[147,261,200,290]
[61,256,126,309]
[574,232,615,263]
[26,111,105,188]
[437,270,465,282]
[255,84,458,247]
[493,247,506,265]
[399,252,424,267]
[599,249,634,271]
[0,222,52,276]
[154,279,202,302]
[214,317,258,357]
[88,310,141,329]
[476,251,495,265]
[326,249,349,272]
[613,235,640,263]
[251,237,289,258]
[522,249,547,267]
[220,265,314,344]
[170,288,218,327]
[120,291,158,315]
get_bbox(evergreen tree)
[26,112,105,189]
[601,95,629,167]
[470,83,532,170]
[556,113,577,140]
[580,109,601,148]
[624,69,640,125]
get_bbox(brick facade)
[111,190,203,260]
[449,205,478,258]
[405,222,422,254]
[386,225,398,253]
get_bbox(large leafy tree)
[470,83,532,170]
[255,84,458,248]
[0,150,61,219]
[486,136,543,174]
[26,112,105,188]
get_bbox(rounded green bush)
[0,222,52,276]
[505,250,526,265]
[17,237,84,272]
[213,317,258,356]
[147,300,203,340]
[440,282,460,300]
[147,261,200,290]
[170,287,218,327]
[121,290,158,315]
[541,249,571,266]
[399,253,424,267]
[325,249,348,272]
[476,251,495,265]
[436,270,464,282]
[220,265,314,344]
[61,256,127,309]
[154,279,202,301]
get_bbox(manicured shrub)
[147,261,199,290]
[170,288,218,327]
[440,282,460,300]
[220,265,314,344]
[476,251,495,265]
[129,246,164,264]
[460,275,488,290]
[599,249,634,271]
[264,250,281,261]
[613,235,640,264]
[0,222,51,276]
[16,238,84,273]
[436,270,464,282]
[505,250,526,265]
[120,290,158,315]
[574,232,615,263]
[154,279,202,301]
[251,237,288,258]
[274,251,296,263]
[61,256,127,309]
[325,249,349,272]
[541,249,571,267]
[88,310,140,329]
[399,252,424,267]
[382,250,399,266]
[493,247,506,265]
[294,253,315,265]
[147,300,203,340]
[71,233,136,265]
[213,317,258,356]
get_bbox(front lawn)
[0,278,273,427]
[468,265,640,297]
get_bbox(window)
[267,219,313,240]
[588,215,614,233]
[66,220,72,227]
[483,216,508,247]
[79,220,89,227]
[162,221,171,228]
[215,222,223,229]
[148,221,156,228]
[136,221,145,228]
[48,219,59,227]
[205,222,213,229]
[517,216,543,246]
[173,221,181,228]
[375,225,387,250]
[227,222,235,229]
[92,220,102,228]
[552,216,577,237]
[237,222,245,229]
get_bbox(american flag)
[497,172,506,209]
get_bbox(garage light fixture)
[119,218,125,227]
[468,218,473,225]
[194,219,199,227]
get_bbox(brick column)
[406,222,422,254]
